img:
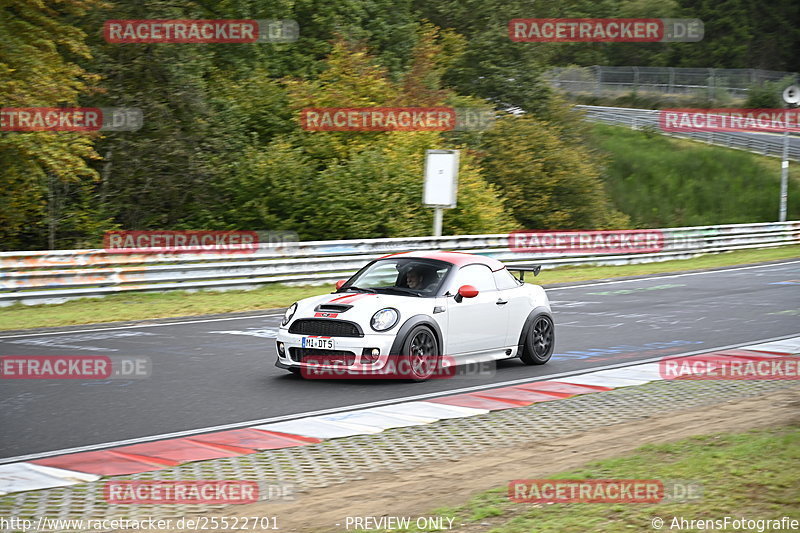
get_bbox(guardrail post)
[708,68,715,102]
[780,131,789,222]
[594,66,601,97]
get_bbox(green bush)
[481,115,630,230]
[744,76,798,109]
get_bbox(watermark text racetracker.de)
[0,356,150,380]
[104,230,259,254]
[103,480,294,504]
[660,108,800,133]
[1,108,142,132]
[299,354,495,379]
[104,19,298,43]
[102,230,298,254]
[509,18,703,42]
[509,229,664,254]
[509,479,702,504]
[300,107,494,131]
[660,356,800,380]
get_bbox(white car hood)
[289,291,434,331]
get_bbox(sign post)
[423,150,459,236]
[780,85,799,222]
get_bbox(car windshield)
[343,258,451,297]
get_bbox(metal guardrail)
[546,66,797,98]
[577,105,800,161]
[1,222,798,306]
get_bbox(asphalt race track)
[1,260,798,461]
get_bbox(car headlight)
[371,308,399,331]
[282,302,298,326]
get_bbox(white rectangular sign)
[423,150,459,208]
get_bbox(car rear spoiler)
[507,265,541,281]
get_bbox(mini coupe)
[275,251,554,380]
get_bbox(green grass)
[0,283,333,331]
[362,425,800,533]
[591,123,800,228]
[1,244,798,331]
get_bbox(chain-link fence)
[546,66,797,99]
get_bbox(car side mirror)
[454,284,479,303]
[335,280,347,290]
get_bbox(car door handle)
[496,299,508,305]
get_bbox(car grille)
[288,348,356,366]
[288,319,363,337]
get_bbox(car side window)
[493,268,521,290]
[452,264,496,292]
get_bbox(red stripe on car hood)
[328,293,375,303]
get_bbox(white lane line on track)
[1,260,798,340]
[0,314,284,340]
[1,331,797,465]
[545,259,800,291]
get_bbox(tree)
[221,35,514,240]
[414,0,557,115]
[76,0,247,231]
[480,114,630,229]
[0,0,107,250]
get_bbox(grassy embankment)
[590,123,800,228]
[366,425,800,532]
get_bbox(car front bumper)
[275,329,399,374]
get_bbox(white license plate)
[302,336,335,350]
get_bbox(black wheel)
[287,367,302,376]
[399,325,440,381]
[520,314,554,365]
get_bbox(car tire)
[287,367,301,376]
[399,325,440,382]
[520,314,554,365]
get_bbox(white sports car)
[275,251,554,380]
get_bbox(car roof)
[378,251,507,271]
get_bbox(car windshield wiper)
[376,287,423,296]
[342,286,376,293]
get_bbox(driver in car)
[406,268,425,290]
[404,266,438,292]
